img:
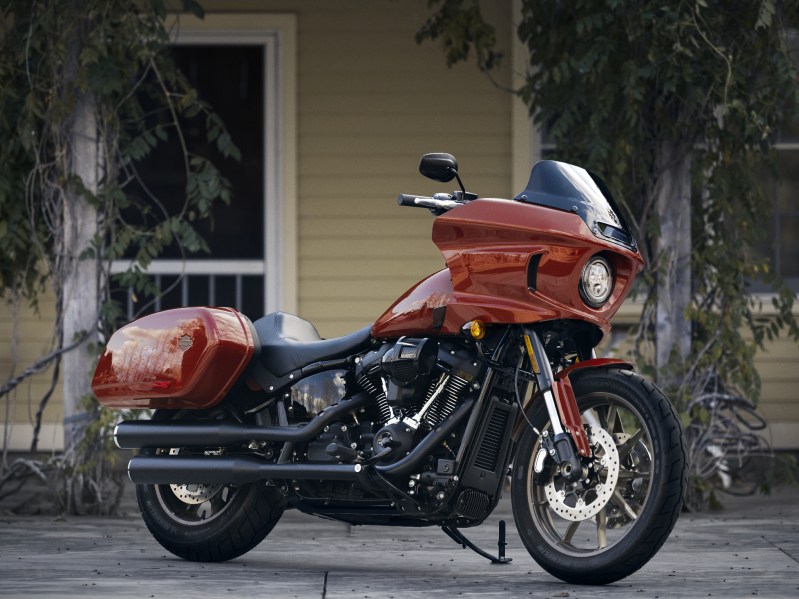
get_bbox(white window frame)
[112,13,297,315]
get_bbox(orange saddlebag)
[91,307,255,409]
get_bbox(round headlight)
[580,256,613,308]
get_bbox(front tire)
[511,368,686,584]
[136,409,286,562]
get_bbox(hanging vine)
[0,0,239,514]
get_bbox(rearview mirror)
[419,153,458,183]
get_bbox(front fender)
[554,358,634,381]
[512,358,635,442]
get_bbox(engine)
[379,337,438,407]
[281,335,501,524]
[353,337,482,460]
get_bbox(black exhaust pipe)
[127,455,363,485]
[128,399,477,485]
[115,393,371,450]
[375,399,475,477]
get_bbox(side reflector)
[523,334,540,374]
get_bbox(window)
[112,14,296,320]
[765,29,799,288]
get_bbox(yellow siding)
[0,292,64,450]
[194,1,514,337]
[3,0,798,451]
[755,336,799,432]
[276,0,513,337]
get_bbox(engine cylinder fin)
[357,374,391,422]
[416,371,445,415]
[426,374,468,427]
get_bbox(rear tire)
[135,410,286,562]
[511,368,686,584]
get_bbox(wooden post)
[60,13,101,453]
[654,141,692,384]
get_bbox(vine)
[0,0,239,513]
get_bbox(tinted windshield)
[514,160,636,251]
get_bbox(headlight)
[580,256,613,308]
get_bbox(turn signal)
[469,320,486,340]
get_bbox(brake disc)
[167,448,222,505]
[168,482,223,505]
[544,427,620,522]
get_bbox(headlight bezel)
[579,255,614,308]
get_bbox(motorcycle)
[92,153,686,585]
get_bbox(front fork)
[522,327,591,483]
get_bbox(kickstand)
[441,520,512,564]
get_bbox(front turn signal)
[469,320,486,340]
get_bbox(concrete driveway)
[1,484,797,598]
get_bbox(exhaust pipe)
[128,399,477,485]
[115,393,371,449]
[127,455,363,485]
[375,399,475,477]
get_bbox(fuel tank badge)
[178,335,193,352]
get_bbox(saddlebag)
[92,307,256,409]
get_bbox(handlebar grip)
[397,193,432,207]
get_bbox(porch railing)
[111,260,266,321]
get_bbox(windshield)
[514,160,636,251]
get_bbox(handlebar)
[396,193,463,212]
[397,193,429,207]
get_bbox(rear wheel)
[511,368,686,584]
[136,409,285,562]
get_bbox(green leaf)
[181,0,205,19]
[755,0,776,30]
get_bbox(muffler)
[115,393,371,449]
[127,455,363,485]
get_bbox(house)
[1,0,797,451]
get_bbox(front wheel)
[511,368,686,585]
[136,409,286,562]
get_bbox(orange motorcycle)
[93,154,686,584]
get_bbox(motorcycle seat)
[253,312,373,377]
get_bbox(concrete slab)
[1,484,797,598]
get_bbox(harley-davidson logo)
[177,335,193,351]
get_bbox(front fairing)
[373,159,644,341]
[514,160,636,251]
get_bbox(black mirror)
[419,153,458,183]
